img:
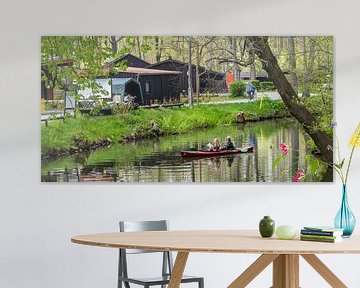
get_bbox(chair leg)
[199,278,204,288]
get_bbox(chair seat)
[119,275,203,285]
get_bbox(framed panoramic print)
[41,36,333,183]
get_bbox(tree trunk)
[302,37,315,97]
[136,36,142,59]
[228,36,240,80]
[196,45,200,104]
[288,36,298,94]
[248,42,256,80]
[109,36,117,56]
[188,37,193,107]
[155,36,163,62]
[247,36,333,164]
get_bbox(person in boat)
[204,142,214,151]
[213,138,221,151]
[222,136,235,150]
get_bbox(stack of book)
[300,226,344,243]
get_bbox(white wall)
[1,0,360,287]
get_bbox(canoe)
[180,146,254,158]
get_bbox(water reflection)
[41,119,318,182]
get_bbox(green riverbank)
[41,99,290,156]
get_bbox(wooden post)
[272,254,299,288]
[168,252,189,288]
[228,254,279,288]
[302,254,347,288]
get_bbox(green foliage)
[44,101,64,111]
[298,93,334,137]
[305,155,320,175]
[112,102,136,114]
[229,80,246,97]
[272,155,285,168]
[88,99,110,116]
[260,81,276,91]
[41,37,113,94]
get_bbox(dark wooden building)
[103,53,150,69]
[239,71,269,81]
[78,67,181,106]
[114,67,181,105]
[102,55,181,105]
[147,59,227,94]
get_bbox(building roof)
[111,77,140,85]
[119,67,181,75]
[104,53,151,68]
[147,58,226,76]
[239,71,269,78]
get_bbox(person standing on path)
[246,82,257,100]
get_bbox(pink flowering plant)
[273,142,321,182]
[273,122,360,182]
[293,170,305,182]
[272,143,289,167]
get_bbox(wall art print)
[41,36,334,183]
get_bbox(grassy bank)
[41,99,289,154]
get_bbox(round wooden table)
[72,230,360,288]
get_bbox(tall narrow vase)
[334,185,356,237]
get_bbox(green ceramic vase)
[259,216,275,238]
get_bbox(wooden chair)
[118,220,204,288]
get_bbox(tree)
[154,36,163,62]
[301,36,313,97]
[109,36,124,56]
[41,36,113,96]
[247,40,256,80]
[187,36,194,107]
[247,36,333,166]
[287,36,298,94]
[192,36,216,103]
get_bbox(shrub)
[260,81,276,91]
[229,80,246,97]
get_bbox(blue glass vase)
[334,185,356,237]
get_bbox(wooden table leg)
[228,254,279,288]
[168,252,189,288]
[301,254,347,288]
[272,254,299,288]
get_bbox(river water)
[41,119,319,183]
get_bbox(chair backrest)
[118,220,173,284]
[120,220,168,232]
[119,220,169,254]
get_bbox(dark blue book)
[301,227,343,237]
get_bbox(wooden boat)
[180,146,254,158]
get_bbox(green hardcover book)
[300,234,340,240]
[300,236,342,243]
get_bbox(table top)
[71,230,360,254]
